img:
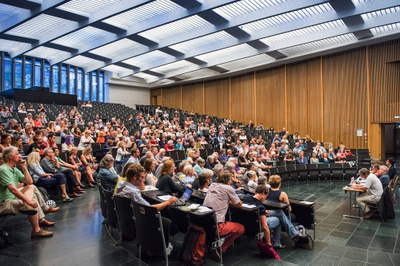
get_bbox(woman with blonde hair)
[80,146,97,187]
[156,160,188,194]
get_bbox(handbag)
[255,238,280,259]
[294,234,314,250]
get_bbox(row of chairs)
[269,163,359,183]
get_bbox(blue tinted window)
[4,56,11,90]
[85,73,90,101]
[14,58,22,88]
[25,58,32,89]
[52,65,59,92]
[99,72,104,102]
[92,72,97,101]
[61,65,67,93]
[77,68,83,100]
[69,66,75,94]
[34,60,41,87]
[44,62,50,88]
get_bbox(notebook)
[172,187,193,206]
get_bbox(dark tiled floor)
[0,182,399,265]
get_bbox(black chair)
[97,182,107,222]
[229,205,261,238]
[286,165,297,181]
[102,188,119,241]
[331,163,345,181]
[344,163,357,181]
[113,196,136,245]
[296,164,308,182]
[318,164,331,181]
[307,164,319,181]
[290,198,316,239]
[277,166,289,183]
[132,201,171,265]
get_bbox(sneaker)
[166,242,174,256]
[19,203,37,216]
[62,195,73,203]
[31,228,53,239]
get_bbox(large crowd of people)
[0,101,397,257]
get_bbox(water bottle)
[350,176,355,186]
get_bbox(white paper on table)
[145,185,158,191]
[187,203,200,210]
[157,195,172,201]
[242,203,257,208]
[197,206,212,213]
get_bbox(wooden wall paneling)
[182,83,203,113]
[203,79,230,118]
[162,86,182,109]
[369,40,400,123]
[322,49,367,149]
[255,67,285,130]
[286,59,321,139]
[230,74,255,124]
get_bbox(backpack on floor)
[179,223,206,265]
[294,224,314,250]
[37,186,50,203]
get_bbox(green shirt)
[0,164,25,201]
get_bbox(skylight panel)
[58,0,123,16]
[132,72,159,83]
[90,39,146,58]
[52,26,113,48]
[196,44,256,62]
[151,61,197,75]
[24,47,71,64]
[64,55,105,69]
[0,3,24,24]
[6,14,72,39]
[102,64,131,74]
[170,31,235,53]
[0,40,31,55]
[370,22,400,36]
[176,68,220,80]
[279,33,357,57]
[260,20,345,45]
[139,15,210,42]
[241,3,333,34]
[361,6,400,20]
[218,54,275,72]
[103,0,182,28]
[123,50,175,69]
[213,0,285,20]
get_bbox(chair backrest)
[113,196,136,241]
[229,206,261,237]
[131,201,168,255]
[97,183,107,219]
[102,188,118,229]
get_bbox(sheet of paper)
[242,203,256,208]
[157,195,172,201]
[145,185,158,191]
[197,206,212,213]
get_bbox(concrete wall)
[107,84,150,108]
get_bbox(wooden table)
[343,185,365,219]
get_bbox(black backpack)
[179,223,206,265]
[37,186,50,203]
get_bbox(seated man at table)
[353,168,383,219]
[203,170,245,260]
[243,185,282,250]
[376,165,390,189]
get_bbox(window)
[99,72,104,102]
[44,62,50,88]
[3,55,11,91]
[85,73,90,100]
[77,68,83,100]
[34,60,42,87]
[92,72,97,101]
[52,65,59,92]
[25,58,32,89]
[14,58,22,88]
[69,66,76,95]
[61,65,67,94]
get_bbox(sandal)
[273,244,286,249]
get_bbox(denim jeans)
[267,216,282,247]
[269,209,298,238]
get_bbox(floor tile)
[369,235,396,251]
[309,253,340,266]
[367,250,394,265]
[345,236,373,249]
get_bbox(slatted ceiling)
[371,22,400,36]
[279,34,358,57]
[123,50,175,69]
[196,43,256,62]
[52,26,113,48]
[101,64,131,74]
[218,54,274,72]
[64,55,104,69]
[138,15,210,42]
[176,68,221,80]
[362,6,400,20]
[103,0,182,28]
[0,4,23,24]
[150,61,197,75]
[170,31,234,53]
[57,0,123,16]
[24,47,71,63]
[241,3,333,34]
[260,20,345,45]
[0,40,31,55]
[6,14,72,38]
[132,72,160,83]
[213,0,283,20]
[90,38,146,58]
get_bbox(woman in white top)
[115,141,129,161]
[143,158,158,186]
[246,170,258,194]
[78,130,94,150]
